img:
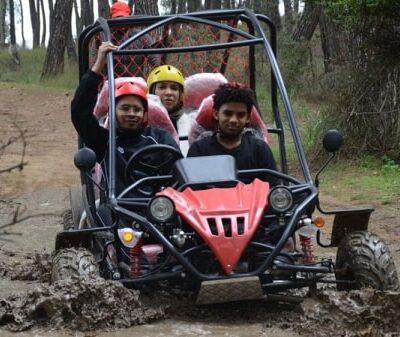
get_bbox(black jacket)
[187,132,279,185]
[71,70,180,194]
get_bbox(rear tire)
[51,248,98,283]
[335,231,399,291]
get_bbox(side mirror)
[74,148,97,171]
[322,129,343,153]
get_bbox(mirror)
[74,147,97,171]
[322,129,343,153]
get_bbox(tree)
[19,0,26,48]
[28,0,40,47]
[134,0,159,15]
[8,0,20,65]
[39,0,46,47]
[0,0,6,47]
[187,0,201,12]
[81,0,94,28]
[41,0,73,79]
[292,0,400,157]
[292,2,321,41]
[97,0,109,18]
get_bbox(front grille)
[207,216,246,237]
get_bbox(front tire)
[335,231,399,291]
[51,248,98,283]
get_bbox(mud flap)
[196,276,263,305]
[330,209,373,247]
[55,230,93,251]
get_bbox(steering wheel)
[124,144,183,195]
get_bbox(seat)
[183,72,228,110]
[188,94,269,145]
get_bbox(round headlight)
[148,196,175,222]
[268,186,293,213]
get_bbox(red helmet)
[115,82,149,126]
[110,2,131,18]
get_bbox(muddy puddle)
[0,252,399,337]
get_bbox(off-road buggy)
[53,9,399,304]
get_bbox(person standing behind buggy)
[147,65,195,154]
[187,82,278,184]
[71,41,180,195]
[110,1,160,78]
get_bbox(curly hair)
[213,82,255,114]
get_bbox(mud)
[1,247,400,337]
[297,289,400,337]
[0,270,164,332]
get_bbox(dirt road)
[0,84,399,337]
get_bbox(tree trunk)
[81,0,93,28]
[41,0,73,79]
[265,0,281,31]
[187,0,201,13]
[283,0,293,19]
[9,0,16,45]
[283,0,293,32]
[28,0,40,47]
[170,0,177,14]
[293,0,299,14]
[48,0,54,31]
[18,0,26,48]
[210,0,221,9]
[66,23,77,62]
[97,0,109,18]
[134,0,159,15]
[73,0,83,40]
[0,0,7,47]
[292,3,321,41]
[222,0,230,9]
[8,0,20,64]
[40,0,46,47]
[177,0,185,13]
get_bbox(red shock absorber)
[299,234,315,264]
[129,238,143,277]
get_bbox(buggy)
[53,8,399,304]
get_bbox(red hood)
[158,179,269,274]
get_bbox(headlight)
[268,186,293,213]
[148,196,175,222]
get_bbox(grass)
[0,48,78,91]
[319,156,400,208]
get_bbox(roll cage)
[76,9,313,217]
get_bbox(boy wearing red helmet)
[71,42,180,193]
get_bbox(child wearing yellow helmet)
[147,65,185,127]
[147,65,194,155]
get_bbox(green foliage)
[310,0,398,18]
[381,156,400,175]
[0,48,78,91]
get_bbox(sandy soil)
[0,84,399,337]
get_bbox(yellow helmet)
[147,65,185,93]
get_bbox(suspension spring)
[299,234,315,264]
[129,238,143,277]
